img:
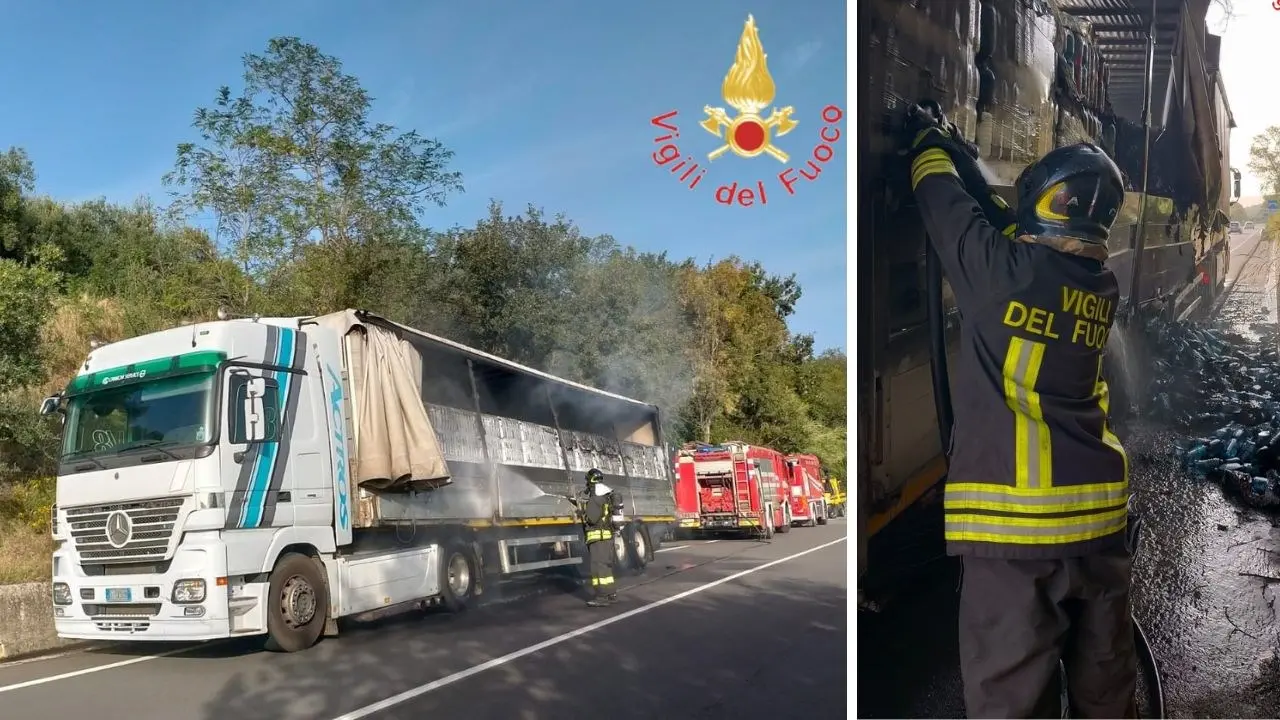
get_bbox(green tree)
[164,36,463,310]
[796,349,847,429]
[0,254,60,392]
[423,202,608,368]
[1249,126,1280,197]
[558,246,695,428]
[0,147,36,261]
[676,257,803,445]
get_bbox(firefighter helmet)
[1014,142,1125,246]
[586,468,604,485]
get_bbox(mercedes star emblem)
[105,511,133,548]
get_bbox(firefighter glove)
[900,103,969,191]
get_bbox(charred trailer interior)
[321,310,677,586]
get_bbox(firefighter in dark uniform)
[580,468,618,607]
[901,105,1136,719]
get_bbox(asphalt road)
[0,522,849,720]
[1212,228,1276,332]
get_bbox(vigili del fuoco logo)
[650,14,844,207]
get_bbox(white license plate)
[105,587,131,603]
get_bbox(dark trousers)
[958,549,1138,719]
[587,538,615,597]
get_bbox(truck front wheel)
[265,553,329,653]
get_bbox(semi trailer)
[41,309,676,652]
[858,0,1240,583]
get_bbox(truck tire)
[614,532,629,571]
[776,506,791,533]
[265,552,329,653]
[440,544,477,612]
[817,503,828,525]
[808,503,819,527]
[627,525,651,572]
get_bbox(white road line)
[703,539,721,544]
[0,642,217,695]
[653,545,688,553]
[330,535,848,720]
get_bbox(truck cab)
[784,453,828,526]
[822,476,846,518]
[46,318,347,643]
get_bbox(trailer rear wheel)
[817,502,828,525]
[628,525,651,571]
[776,506,791,534]
[440,544,477,612]
[265,553,329,653]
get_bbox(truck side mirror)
[1231,168,1242,205]
[239,377,269,442]
[39,394,63,416]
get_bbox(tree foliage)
[1249,126,1280,197]
[0,36,847,503]
[163,37,462,311]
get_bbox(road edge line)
[0,641,225,695]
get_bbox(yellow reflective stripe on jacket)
[1096,356,1130,483]
[585,529,613,542]
[911,148,958,190]
[590,575,615,586]
[945,505,1127,545]
[1002,336,1051,488]
[945,481,1128,514]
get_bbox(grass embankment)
[0,298,126,585]
[0,477,54,584]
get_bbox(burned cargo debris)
[1137,318,1280,508]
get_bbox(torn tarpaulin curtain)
[313,309,452,492]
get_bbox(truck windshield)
[62,372,216,460]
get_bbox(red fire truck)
[673,442,791,538]
[784,453,829,527]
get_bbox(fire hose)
[908,101,1167,719]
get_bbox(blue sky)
[0,0,848,350]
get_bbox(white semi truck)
[40,309,676,651]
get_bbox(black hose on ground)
[1127,514,1167,719]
